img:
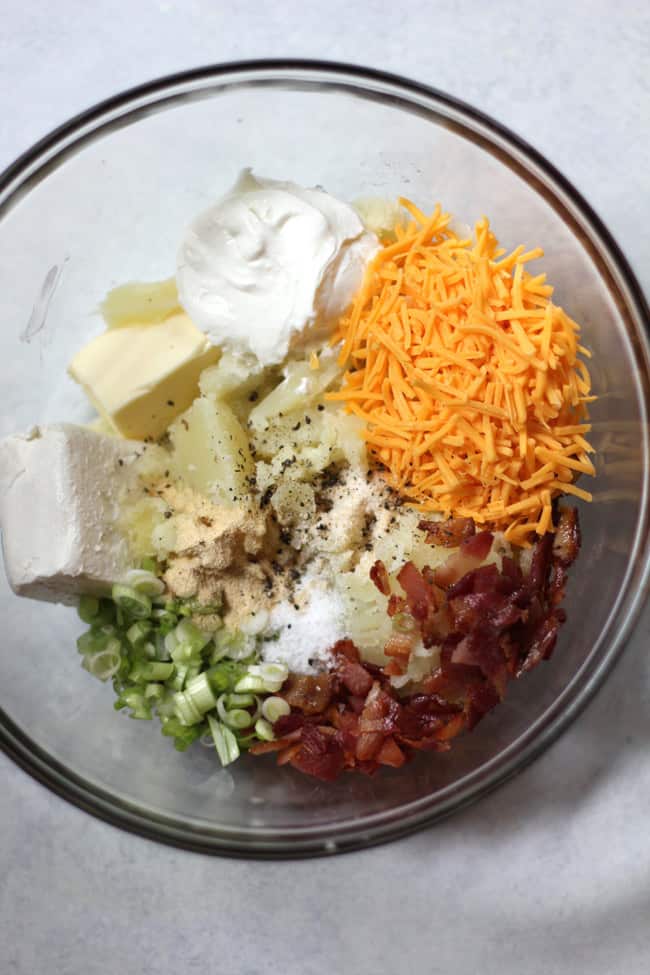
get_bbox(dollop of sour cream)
[176,170,379,366]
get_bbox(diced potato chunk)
[199,349,263,401]
[100,277,181,328]
[169,396,254,505]
[248,354,342,430]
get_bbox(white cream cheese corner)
[0,424,146,603]
[176,170,379,366]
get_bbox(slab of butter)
[0,424,148,603]
[68,312,219,440]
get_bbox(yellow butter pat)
[68,312,219,440]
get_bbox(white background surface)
[2,2,650,973]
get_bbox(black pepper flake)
[317,404,325,412]
[260,486,273,508]
[279,528,292,545]
[167,400,175,407]
[304,415,312,425]
[291,421,301,431]
[164,511,172,520]
[118,459,124,467]
[248,390,259,402]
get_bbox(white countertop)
[2,2,650,972]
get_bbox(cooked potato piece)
[169,395,254,505]
[199,349,263,401]
[337,568,392,665]
[100,277,180,328]
[248,355,341,430]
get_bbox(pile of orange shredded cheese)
[327,199,596,545]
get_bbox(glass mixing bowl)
[1,61,649,857]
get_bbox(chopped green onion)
[259,662,289,686]
[142,641,157,659]
[393,612,417,634]
[254,718,275,741]
[175,619,212,654]
[167,664,189,691]
[123,568,165,597]
[144,683,165,703]
[234,673,267,694]
[262,696,290,723]
[155,689,177,718]
[77,595,99,623]
[77,628,115,655]
[216,694,253,729]
[152,608,178,634]
[114,687,152,719]
[184,672,217,715]
[164,630,179,656]
[207,715,240,766]
[129,661,175,683]
[160,717,205,751]
[212,628,255,662]
[153,632,171,661]
[126,620,152,648]
[140,556,160,575]
[226,693,256,708]
[94,599,117,625]
[82,642,122,681]
[206,661,246,695]
[172,690,203,726]
[111,583,152,619]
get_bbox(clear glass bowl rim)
[1,59,649,858]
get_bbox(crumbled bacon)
[418,516,476,547]
[433,531,494,589]
[285,724,345,781]
[370,559,391,596]
[552,506,581,567]
[250,509,581,781]
[281,674,335,715]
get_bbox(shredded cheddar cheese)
[327,201,595,545]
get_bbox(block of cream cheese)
[68,312,219,440]
[0,424,147,603]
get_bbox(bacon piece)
[277,744,302,766]
[387,594,407,617]
[338,659,374,696]
[356,681,400,760]
[273,712,304,737]
[517,612,563,676]
[418,516,476,547]
[396,561,449,647]
[383,659,406,676]
[434,531,494,589]
[552,506,581,567]
[383,634,414,659]
[331,638,361,663]
[370,559,391,596]
[397,561,436,621]
[281,673,334,715]
[376,737,406,767]
[289,724,345,781]
[526,532,553,595]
